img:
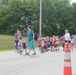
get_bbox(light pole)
[39,0,42,37]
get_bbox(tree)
[0,0,76,36]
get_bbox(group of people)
[15,28,27,55]
[37,29,76,53]
[37,36,60,53]
[15,25,76,56]
[61,30,76,50]
[14,25,36,55]
[60,30,76,50]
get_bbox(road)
[0,48,76,75]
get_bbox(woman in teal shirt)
[27,25,36,55]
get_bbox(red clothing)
[52,39,56,45]
[38,39,41,46]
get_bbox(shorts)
[48,45,50,47]
[44,46,47,49]
[50,42,53,46]
[38,45,41,47]
[23,43,26,49]
[29,40,34,50]
[62,43,65,47]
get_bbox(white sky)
[71,0,76,3]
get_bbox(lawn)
[0,35,38,52]
[0,35,15,51]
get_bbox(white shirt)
[64,33,70,41]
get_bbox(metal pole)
[39,0,42,37]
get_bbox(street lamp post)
[39,0,42,37]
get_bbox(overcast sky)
[71,0,76,3]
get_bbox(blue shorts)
[29,40,34,50]
[48,44,50,47]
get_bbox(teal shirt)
[28,29,34,42]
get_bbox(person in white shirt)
[64,29,71,51]
[64,29,71,43]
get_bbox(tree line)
[0,0,76,36]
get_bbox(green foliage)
[0,0,76,36]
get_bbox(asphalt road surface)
[0,48,76,75]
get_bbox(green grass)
[0,35,38,52]
[0,35,15,51]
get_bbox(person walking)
[27,25,36,55]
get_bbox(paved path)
[0,48,76,75]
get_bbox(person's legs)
[57,44,59,51]
[31,40,36,55]
[50,46,52,51]
[50,43,52,51]
[71,43,73,50]
[18,47,23,55]
[38,45,41,51]
[22,43,28,55]
[28,40,36,55]
[15,40,18,50]
[62,44,65,51]
[68,41,71,51]
[74,43,76,48]
[40,46,44,53]
[27,41,31,55]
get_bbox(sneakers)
[27,53,29,55]
[32,53,36,55]
[40,50,44,53]
[25,53,36,55]
[25,53,28,55]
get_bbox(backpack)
[34,33,38,40]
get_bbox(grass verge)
[0,35,15,51]
[0,35,38,52]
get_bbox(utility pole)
[39,0,42,37]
